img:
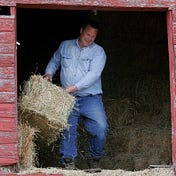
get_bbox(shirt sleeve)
[75,47,106,90]
[45,43,62,77]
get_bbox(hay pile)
[18,123,38,170]
[18,75,75,144]
[101,98,171,170]
[75,98,171,170]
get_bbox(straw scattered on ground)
[18,167,174,176]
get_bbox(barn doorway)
[17,8,171,170]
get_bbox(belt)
[75,94,102,98]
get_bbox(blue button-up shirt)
[45,39,107,97]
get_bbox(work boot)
[62,158,77,170]
[85,158,101,173]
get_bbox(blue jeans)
[59,94,108,163]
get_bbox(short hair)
[82,19,99,30]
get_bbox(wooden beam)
[167,9,176,174]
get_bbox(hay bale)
[18,111,61,144]
[18,75,75,144]
[18,123,38,170]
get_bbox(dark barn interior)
[17,8,171,170]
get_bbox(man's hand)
[65,85,78,93]
[44,73,52,82]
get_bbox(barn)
[0,0,176,175]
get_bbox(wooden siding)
[169,9,176,172]
[0,1,15,6]
[0,18,15,32]
[0,8,18,166]
[0,0,175,10]
[14,0,176,8]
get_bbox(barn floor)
[18,167,174,176]
[0,165,175,176]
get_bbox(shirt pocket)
[80,58,91,72]
[61,53,72,68]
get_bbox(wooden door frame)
[14,4,176,172]
[167,9,176,172]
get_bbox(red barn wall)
[0,0,176,175]
[0,6,18,167]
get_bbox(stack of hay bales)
[18,75,75,169]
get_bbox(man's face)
[79,25,98,48]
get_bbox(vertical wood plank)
[167,10,176,173]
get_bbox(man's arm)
[44,44,62,80]
[65,85,78,93]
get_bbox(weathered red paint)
[173,25,176,45]
[0,79,15,92]
[0,44,15,54]
[0,118,17,132]
[0,32,15,44]
[0,174,16,176]
[0,132,17,143]
[0,104,16,116]
[0,92,16,103]
[167,9,176,172]
[13,0,176,9]
[173,10,176,48]
[0,143,18,156]
[0,18,15,32]
[0,54,15,67]
[0,157,18,166]
[0,67,15,79]
[0,0,175,8]
[0,1,15,6]
[0,6,17,162]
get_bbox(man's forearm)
[65,85,78,93]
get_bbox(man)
[44,20,108,172]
